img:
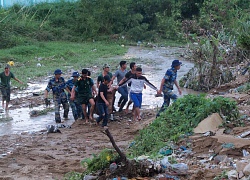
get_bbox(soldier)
[44,69,69,123]
[0,64,23,111]
[157,60,182,117]
[71,69,97,123]
[66,71,83,121]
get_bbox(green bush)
[129,94,240,157]
[81,149,119,174]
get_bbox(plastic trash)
[83,175,98,180]
[109,162,117,173]
[243,149,250,157]
[165,175,180,180]
[160,156,171,169]
[46,125,61,133]
[159,146,173,155]
[171,163,189,174]
[179,146,187,151]
[221,143,234,149]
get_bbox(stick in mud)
[103,128,127,162]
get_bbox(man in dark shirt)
[0,64,23,111]
[96,75,111,128]
[71,69,97,123]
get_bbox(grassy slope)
[0,41,128,87]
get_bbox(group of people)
[43,59,183,127]
[0,59,183,128]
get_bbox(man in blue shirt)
[157,60,182,117]
[44,69,69,123]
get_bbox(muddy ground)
[0,46,250,180]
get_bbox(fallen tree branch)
[103,128,127,162]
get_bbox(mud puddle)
[0,46,197,136]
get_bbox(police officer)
[66,71,83,121]
[44,69,69,123]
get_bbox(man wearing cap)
[96,64,113,88]
[157,60,182,117]
[0,64,23,111]
[71,69,97,123]
[66,72,83,121]
[44,69,69,123]
[96,75,111,127]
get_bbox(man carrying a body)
[71,69,97,123]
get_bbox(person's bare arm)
[14,77,23,84]
[159,78,165,94]
[70,86,76,100]
[174,80,182,95]
[44,89,49,99]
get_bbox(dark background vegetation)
[0,0,249,49]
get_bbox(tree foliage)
[0,0,249,48]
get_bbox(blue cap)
[71,71,80,77]
[171,60,182,67]
[54,69,62,75]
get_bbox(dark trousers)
[117,86,128,112]
[96,102,108,127]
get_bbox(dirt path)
[1,46,188,179]
[0,109,156,180]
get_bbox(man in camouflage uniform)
[157,60,182,117]
[44,69,69,123]
[66,71,83,121]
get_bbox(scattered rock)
[193,113,223,133]
[227,170,238,179]
[243,162,250,176]
[236,160,249,172]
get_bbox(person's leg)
[54,98,61,123]
[5,88,10,111]
[62,101,69,119]
[136,93,142,120]
[96,103,104,125]
[118,86,128,112]
[130,93,140,121]
[1,88,7,109]
[125,100,133,113]
[157,89,176,117]
[69,100,78,120]
[76,101,84,119]
[170,91,178,102]
[88,98,95,120]
[102,104,109,127]
[81,104,88,123]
